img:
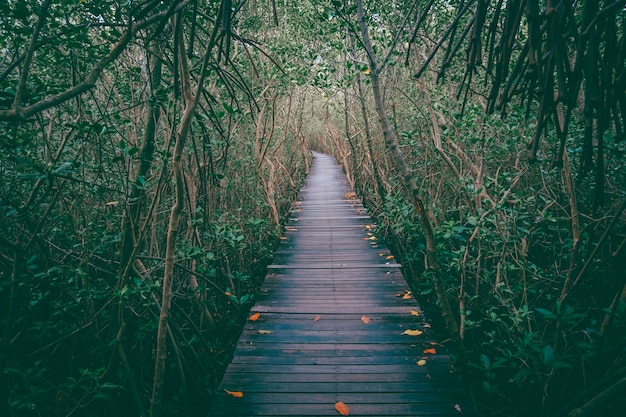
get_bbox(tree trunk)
[356,0,461,345]
[150,11,215,416]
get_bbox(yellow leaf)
[416,359,427,366]
[224,389,243,398]
[362,67,371,75]
[335,401,350,416]
[401,329,423,336]
[279,236,287,240]
[423,348,437,354]
[361,316,370,324]
[402,292,412,300]
[224,291,231,296]
[368,236,376,240]
[285,226,298,231]
[257,330,272,334]
[105,201,119,206]
[248,312,260,321]
[313,315,321,322]
[409,309,420,317]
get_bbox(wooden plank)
[208,152,471,417]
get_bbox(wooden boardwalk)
[209,152,469,416]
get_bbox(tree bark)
[356,0,461,345]
[150,8,216,415]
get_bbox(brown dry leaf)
[360,316,370,324]
[416,359,427,366]
[423,348,437,354]
[313,315,321,322]
[257,330,273,334]
[248,312,260,321]
[279,236,287,240]
[401,329,423,336]
[224,389,243,398]
[335,401,350,416]
[409,309,420,317]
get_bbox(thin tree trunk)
[150,9,216,416]
[356,0,461,345]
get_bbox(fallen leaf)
[361,316,370,324]
[409,309,420,317]
[368,236,376,240]
[455,404,462,412]
[313,315,321,322]
[423,323,432,328]
[386,255,395,260]
[257,330,272,334]
[423,348,437,354]
[401,329,423,336]
[335,401,350,416]
[279,236,287,240]
[402,292,412,300]
[224,389,243,398]
[285,226,298,231]
[248,312,260,321]
[416,359,427,366]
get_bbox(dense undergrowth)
[318,94,626,416]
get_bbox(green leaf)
[535,308,557,320]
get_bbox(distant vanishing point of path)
[208,152,470,416]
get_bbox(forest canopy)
[1,1,625,417]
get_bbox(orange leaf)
[402,292,412,300]
[224,389,243,398]
[257,330,272,334]
[386,255,395,260]
[335,401,350,416]
[423,348,437,354]
[361,316,370,324]
[248,312,260,321]
[409,309,420,317]
[313,315,321,322]
[401,329,423,336]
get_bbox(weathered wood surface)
[208,152,470,416]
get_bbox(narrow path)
[209,152,469,416]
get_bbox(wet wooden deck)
[208,152,469,416]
